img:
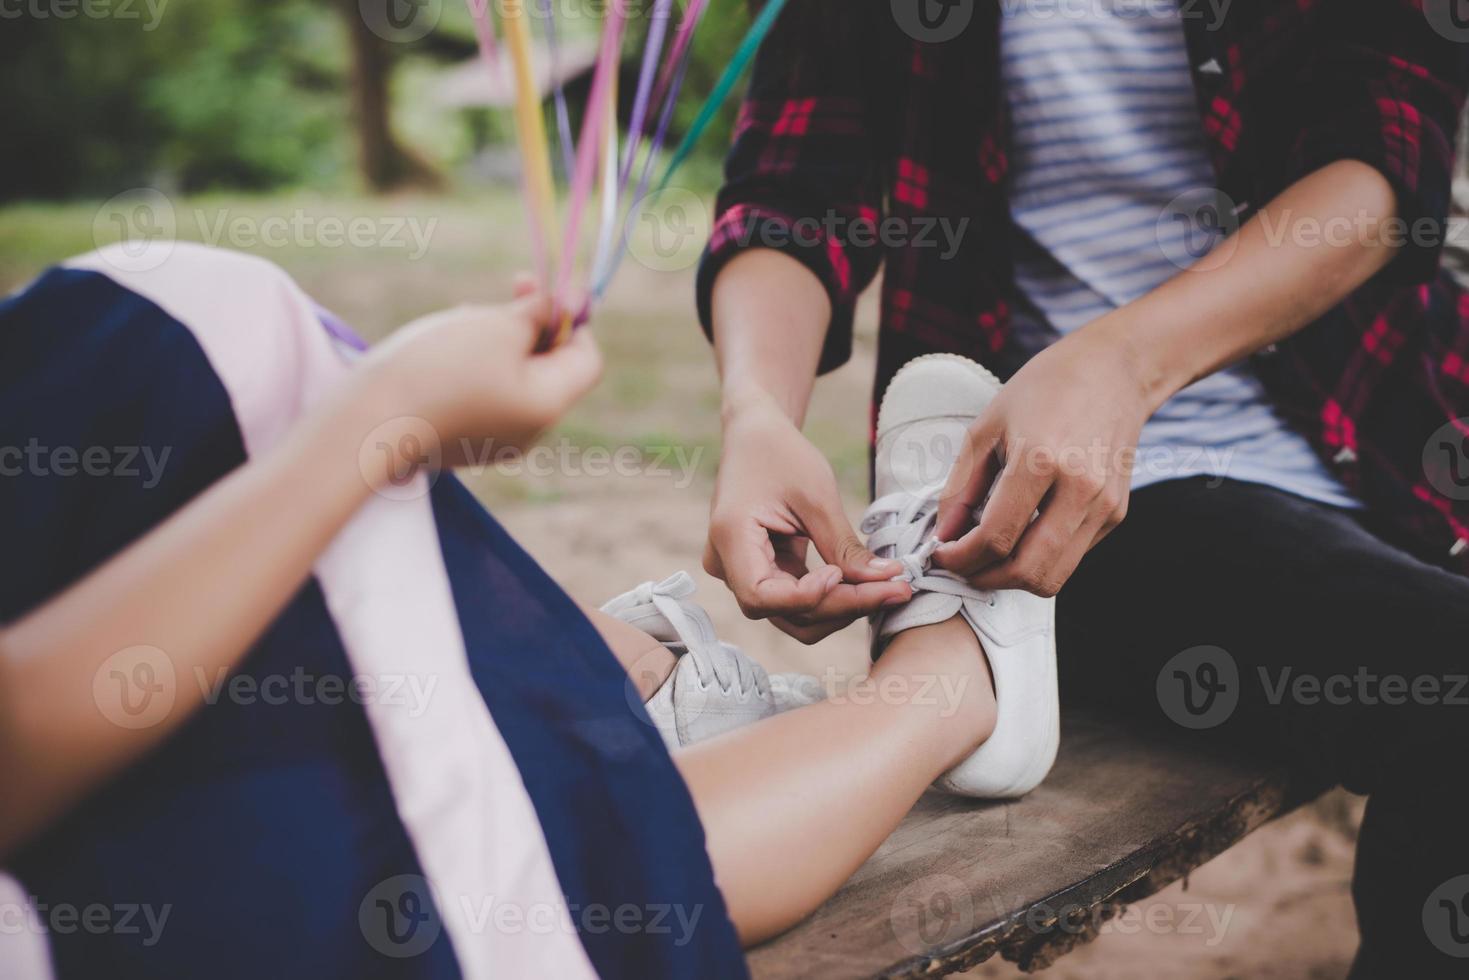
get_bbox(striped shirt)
[1001,0,1362,508]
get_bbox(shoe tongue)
[645,598,720,657]
[874,416,973,500]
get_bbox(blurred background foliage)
[0,0,748,202]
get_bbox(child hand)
[361,289,603,464]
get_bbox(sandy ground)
[1,195,1366,976]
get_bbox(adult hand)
[705,392,910,643]
[932,331,1151,597]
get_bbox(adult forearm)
[0,370,413,857]
[712,249,832,426]
[1080,159,1402,412]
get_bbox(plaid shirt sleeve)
[1284,0,1469,284]
[694,3,885,374]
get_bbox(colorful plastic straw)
[495,0,560,291]
[465,0,791,344]
[656,0,790,195]
[591,0,710,299]
[548,0,627,343]
[534,0,578,179]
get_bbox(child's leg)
[676,616,994,945]
[579,603,677,701]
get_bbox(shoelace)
[862,494,996,607]
[616,572,769,697]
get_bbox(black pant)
[1056,477,1469,977]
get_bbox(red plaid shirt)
[697,0,1469,572]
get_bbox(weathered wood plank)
[747,708,1316,978]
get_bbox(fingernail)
[869,557,898,570]
[882,595,909,608]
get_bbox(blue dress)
[0,243,744,980]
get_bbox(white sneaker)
[600,572,823,750]
[862,354,1060,798]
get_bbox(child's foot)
[863,354,1060,798]
[601,572,824,749]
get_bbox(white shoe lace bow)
[609,571,769,697]
[862,494,996,606]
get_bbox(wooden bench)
[748,707,1320,978]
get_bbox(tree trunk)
[340,0,442,192]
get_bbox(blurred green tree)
[0,0,754,202]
